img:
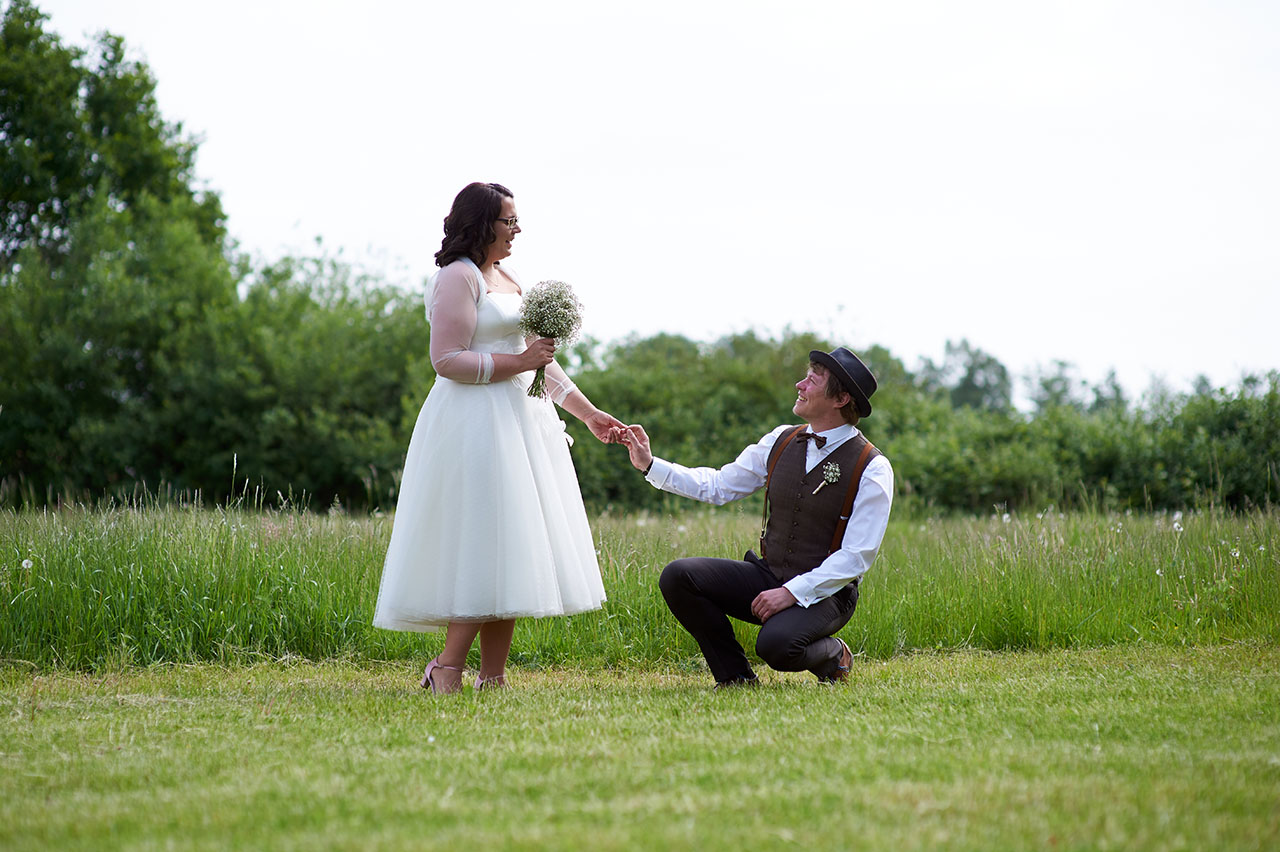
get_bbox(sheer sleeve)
[426,263,495,383]
[542,359,579,406]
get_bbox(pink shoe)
[421,657,464,694]
[474,674,507,691]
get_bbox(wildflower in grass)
[1156,569,1164,577]
[1002,513,1011,524]
[1231,547,1240,559]
[1173,521,1184,533]
[22,559,33,570]
[1173,511,1183,523]
[518,279,583,398]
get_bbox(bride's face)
[486,197,521,264]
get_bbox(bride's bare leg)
[477,619,516,685]
[430,621,482,693]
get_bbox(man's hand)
[750,587,797,622]
[617,424,653,472]
[583,410,626,444]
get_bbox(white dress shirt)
[644,423,894,607]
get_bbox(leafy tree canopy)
[0,0,224,268]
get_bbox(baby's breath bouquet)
[518,279,583,398]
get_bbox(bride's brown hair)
[434,182,514,268]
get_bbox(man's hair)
[812,360,860,426]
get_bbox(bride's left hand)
[584,410,627,444]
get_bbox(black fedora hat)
[809,347,877,418]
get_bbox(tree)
[919,339,1012,412]
[0,0,224,268]
[1089,369,1128,413]
[1027,360,1087,414]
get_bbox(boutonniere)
[813,461,841,494]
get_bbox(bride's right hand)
[521,337,556,371]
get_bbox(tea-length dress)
[372,258,606,631]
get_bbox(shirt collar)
[809,423,858,444]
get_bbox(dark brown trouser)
[658,553,858,684]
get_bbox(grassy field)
[2,506,1277,849]
[1,504,1276,668]
[2,645,1277,851]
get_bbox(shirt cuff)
[782,577,817,608]
[645,457,673,489]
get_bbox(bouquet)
[518,279,583,398]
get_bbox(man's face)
[793,364,835,421]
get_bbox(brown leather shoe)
[820,638,853,683]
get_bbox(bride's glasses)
[496,216,519,228]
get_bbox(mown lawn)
[3,644,1278,852]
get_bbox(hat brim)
[809,350,873,417]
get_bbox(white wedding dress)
[372,258,606,632]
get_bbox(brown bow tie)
[796,432,827,449]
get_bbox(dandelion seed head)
[21,559,33,570]
[1001,513,1011,524]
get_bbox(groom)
[619,348,894,687]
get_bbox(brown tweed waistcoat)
[760,428,882,584]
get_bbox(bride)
[372,182,624,693]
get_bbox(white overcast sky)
[35,0,1280,403]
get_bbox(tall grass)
[2,501,1276,670]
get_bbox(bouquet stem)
[528,366,547,399]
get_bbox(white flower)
[1173,511,1183,522]
[677,524,688,533]
[21,559,33,570]
[813,462,842,495]
[1156,568,1164,577]
[1173,522,1184,533]
[1002,513,1011,524]
[1231,548,1240,559]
